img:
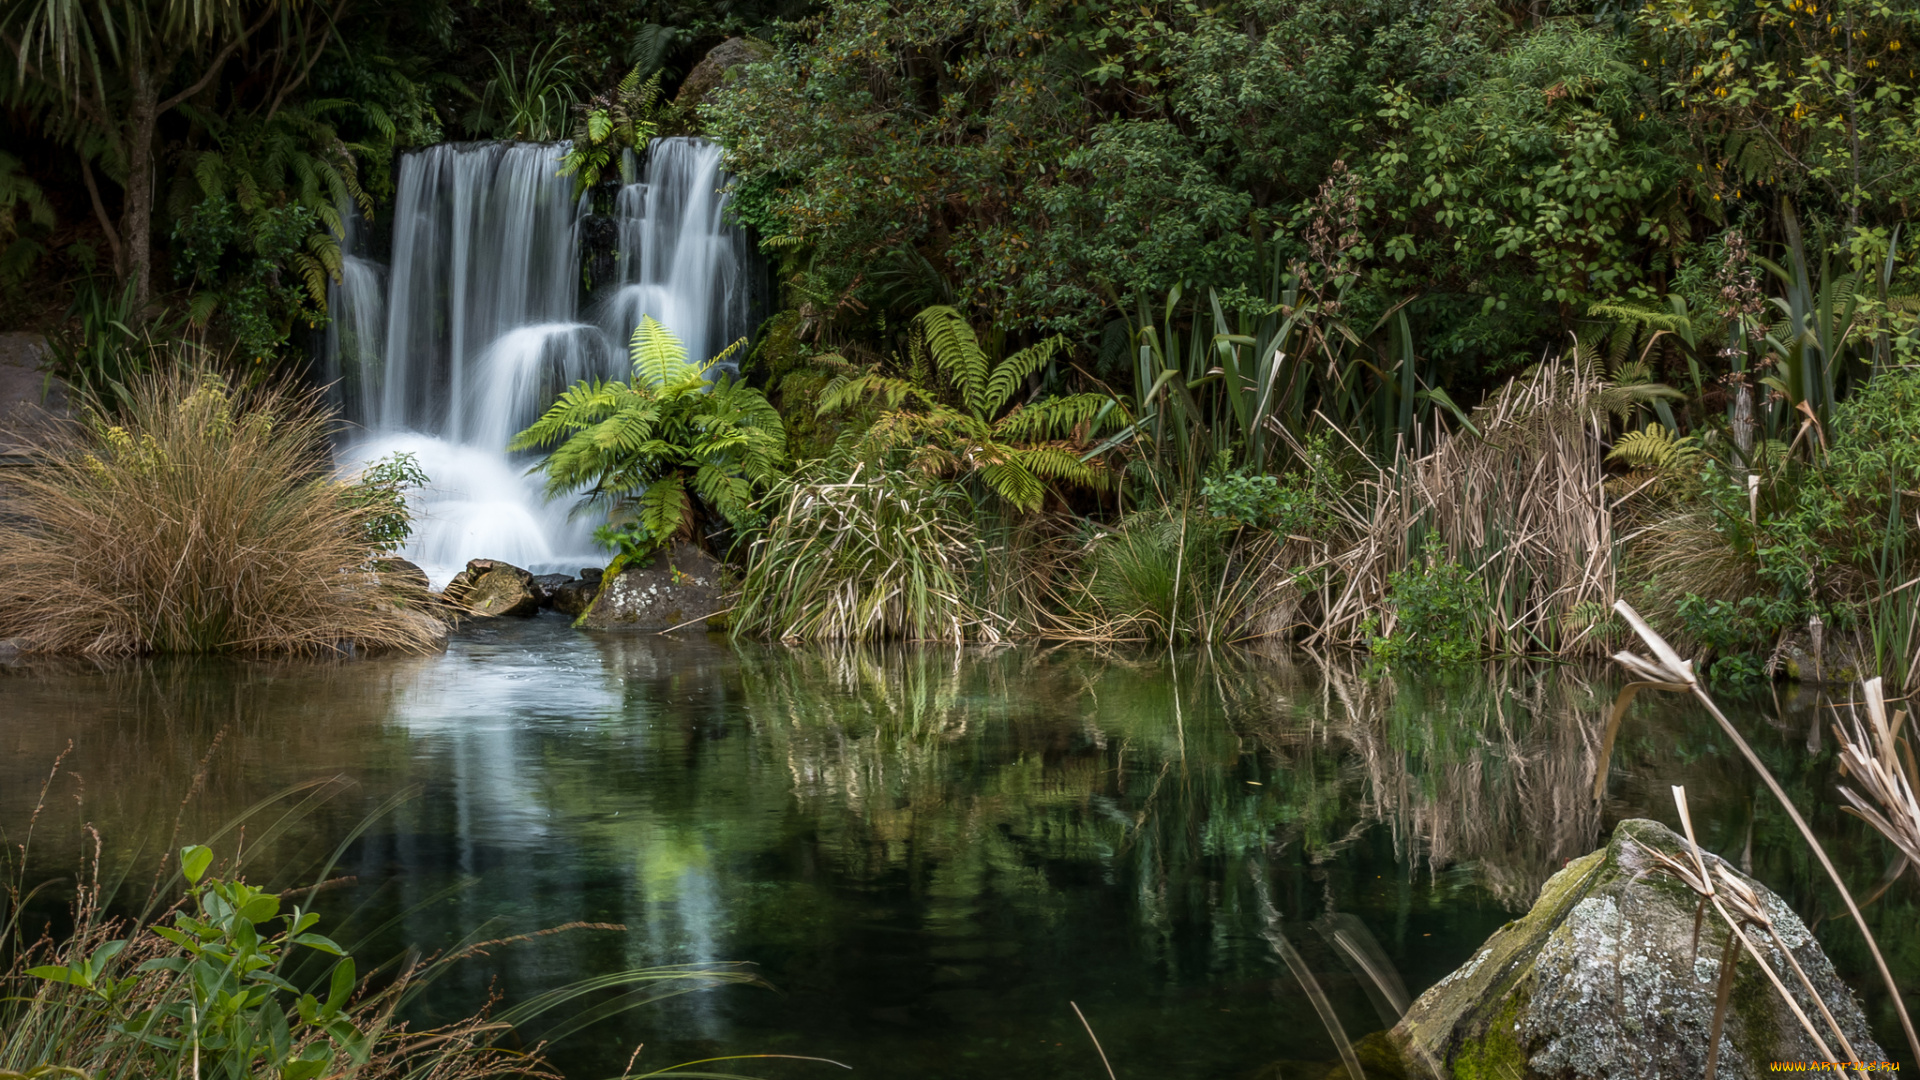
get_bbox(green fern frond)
[977,460,1045,511]
[1012,444,1107,487]
[630,316,698,388]
[636,475,691,542]
[983,333,1068,414]
[994,393,1127,442]
[1607,426,1701,477]
[913,305,989,415]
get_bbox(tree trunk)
[123,62,159,313]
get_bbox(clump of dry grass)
[1299,357,1620,656]
[1834,677,1920,876]
[0,366,439,655]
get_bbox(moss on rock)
[1392,818,1883,1080]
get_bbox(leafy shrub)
[0,367,440,655]
[1371,536,1482,664]
[1201,466,1328,535]
[22,846,369,1080]
[3,834,763,1080]
[343,452,429,554]
[512,316,786,558]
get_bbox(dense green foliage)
[817,304,1126,510]
[6,0,1920,671]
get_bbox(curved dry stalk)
[1650,788,1861,1079]
[1250,865,1362,1080]
[1610,604,1920,1068]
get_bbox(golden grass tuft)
[0,366,441,655]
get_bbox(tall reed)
[1300,357,1619,657]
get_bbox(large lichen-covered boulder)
[670,37,773,116]
[1393,818,1883,1080]
[443,559,540,618]
[577,544,722,632]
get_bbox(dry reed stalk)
[1833,678,1920,876]
[1301,358,1619,657]
[1607,600,1920,1067]
[1638,786,1868,1080]
[0,367,439,656]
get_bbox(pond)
[3,617,1914,1077]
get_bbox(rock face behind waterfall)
[578,544,722,631]
[672,38,774,117]
[1392,818,1882,1080]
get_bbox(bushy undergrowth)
[0,368,440,655]
[733,464,988,643]
[1618,366,1920,683]
[1370,536,1483,665]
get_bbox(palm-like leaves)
[511,317,784,553]
[819,304,1127,511]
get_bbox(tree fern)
[516,315,785,557]
[822,304,1129,511]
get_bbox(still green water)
[3,616,1915,1077]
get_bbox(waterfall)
[327,137,756,588]
[599,138,757,370]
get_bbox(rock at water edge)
[577,543,723,632]
[444,559,540,618]
[1392,817,1884,1080]
[549,577,600,618]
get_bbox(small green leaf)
[237,893,281,925]
[181,844,213,885]
[293,932,346,957]
[27,964,89,986]
[326,957,357,1013]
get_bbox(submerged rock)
[530,573,573,606]
[443,559,540,618]
[548,576,600,618]
[1393,818,1882,1080]
[577,543,723,632]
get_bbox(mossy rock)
[576,543,724,632]
[1392,818,1884,1080]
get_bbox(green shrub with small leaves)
[1372,536,1483,664]
[25,846,366,1080]
[343,452,429,555]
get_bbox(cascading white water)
[599,138,756,369]
[328,137,755,587]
